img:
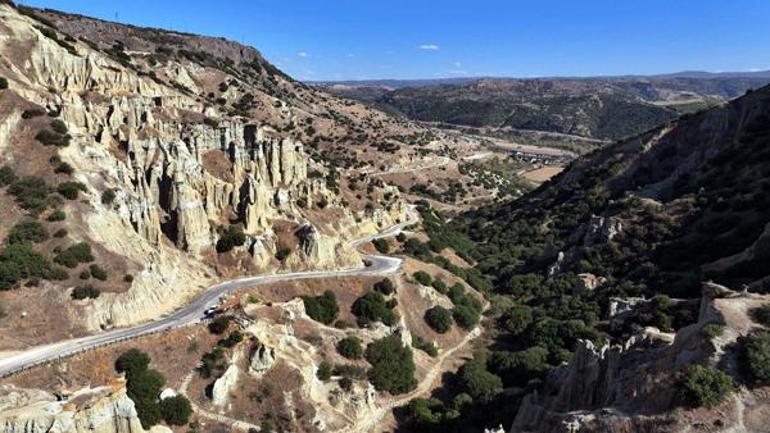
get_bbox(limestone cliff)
[0,3,406,331]
[0,384,171,433]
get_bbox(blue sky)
[21,0,770,81]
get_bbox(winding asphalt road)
[0,206,418,378]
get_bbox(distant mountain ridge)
[315,71,770,142]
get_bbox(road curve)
[0,206,419,378]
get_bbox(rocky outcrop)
[248,341,276,378]
[0,384,171,433]
[511,284,770,433]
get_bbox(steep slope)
[0,3,429,347]
[395,84,770,432]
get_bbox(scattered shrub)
[208,315,232,334]
[54,242,94,268]
[373,278,395,295]
[365,334,417,394]
[412,333,438,357]
[337,336,364,359]
[701,323,725,340]
[159,395,192,426]
[9,176,49,212]
[352,291,396,326]
[317,361,333,381]
[676,365,735,408]
[101,189,117,205]
[115,349,167,428]
[72,285,100,300]
[453,304,480,330]
[372,238,390,254]
[0,77,7,90]
[743,330,770,386]
[124,273,134,283]
[275,245,292,261]
[50,119,68,134]
[89,264,108,281]
[56,181,87,199]
[339,376,353,392]
[431,278,448,294]
[424,306,453,333]
[413,271,433,286]
[458,352,503,404]
[79,269,91,280]
[749,304,770,327]
[21,108,46,119]
[47,210,66,221]
[35,129,71,147]
[302,290,339,325]
[54,162,73,175]
[53,228,68,238]
[0,166,16,186]
[7,219,48,244]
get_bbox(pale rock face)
[583,215,622,245]
[211,345,246,409]
[0,385,171,433]
[248,342,277,378]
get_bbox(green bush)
[458,352,503,404]
[54,162,73,175]
[116,348,151,375]
[701,323,725,340]
[116,350,167,429]
[89,264,108,280]
[7,219,48,244]
[425,306,453,333]
[101,189,116,205]
[372,238,390,254]
[0,166,16,186]
[215,225,246,253]
[676,365,735,408]
[749,304,770,327]
[339,376,353,392]
[0,243,52,290]
[221,330,244,348]
[499,304,534,336]
[352,291,396,326]
[50,119,68,134]
[317,361,333,381]
[413,271,433,286]
[47,210,66,222]
[275,245,292,261]
[431,278,448,294]
[373,278,395,295]
[743,330,770,385]
[123,273,134,283]
[72,285,100,300]
[412,333,438,357]
[79,269,91,280]
[35,129,71,147]
[489,346,550,386]
[56,181,87,200]
[53,228,68,238]
[159,395,192,426]
[302,290,339,325]
[0,77,8,90]
[21,108,46,119]
[365,334,417,394]
[208,315,232,334]
[337,336,363,359]
[54,242,94,268]
[9,176,49,213]
[452,304,480,330]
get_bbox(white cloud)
[419,44,439,50]
[297,52,308,57]
[454,61,462,68]
[346,53,355,58]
